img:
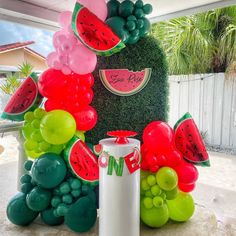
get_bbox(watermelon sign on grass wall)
[99,68,152,96]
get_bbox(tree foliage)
[152,6,236,75]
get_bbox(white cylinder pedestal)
[99,138,140,236]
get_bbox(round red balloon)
[78,88,94,106]
[165,148,183,167]
[44,99,64,111]
[179,182,196,192]
[145,152,158,167]
[143,121,174,153]
[38,68,69,98]
[72,106,97,131]
[175,161,199,184]
[75,73,94,87]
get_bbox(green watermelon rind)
[1,73,43,121]
[174,112,210,167]
[64,136,99,186]
[72,2,125,56]
[99,68,152,96]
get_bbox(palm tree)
[0,62,33,95]
[152,6,236,75]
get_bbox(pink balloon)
[53,30,67,49]
[58,11,72,29]
[68,45,97,74]
[77,0,107,21]
[62,65,72,75]
[46,52,62,70]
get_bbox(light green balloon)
[40,110,76,145]
[22,123,34,140]
[75,130,85,142]
[140,201,169,228]
[166,191,195,222]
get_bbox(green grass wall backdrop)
[86,36,169,144]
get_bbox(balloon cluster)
[106,0,153,44]
[47,11,97,75]
[7,153,98,232]
[141,121,199,193]
[140,168,195,227]
[22,109,76,158]
[22,108,65,158]
[38,69,97,131]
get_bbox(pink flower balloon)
[46,52,58,68]
[58,11,72,29]
[68,45,97,74]
[53,30,67,49]
[77,0,107,21]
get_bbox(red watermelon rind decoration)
[1,72,43,121]
[99,68,152,96]
[174,112,210,167]
[72,2,125,56]
[64,136,99,185]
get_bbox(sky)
[0,20,54,57]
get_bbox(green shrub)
[87,36,169,144]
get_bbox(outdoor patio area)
[0,133,236,236]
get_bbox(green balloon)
[143,4,153,15]
[75,130,85,142]
[26,186,52,211]
[40,110,76,145]
[139,17,151,36]
[31,153,67,189]
[107,0,120,18]
[165,187,178,200]
[126,20,136,31]
[131,29,140,38]
[20,174,32,184]
[106,16,130,43]
[128,35,140,44]
[134,8,144,19]
[22,123,33,140]
[41,208,64,226]
[21,183,34,194]
[7,193,39,226]
[127,15,137,21]
[64,197,97,233]
[167,191,195,222]
[136,19,144,29]
[156,167,178,191]
[24,112,35,122]
[24,160,33,171]
[119,0,134,18]
[135,0,143,8]
[140,201,169,228]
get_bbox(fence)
[169,73,236,148]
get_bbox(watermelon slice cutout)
[72,2,125,56]
[99,68,152,96]
[64,136,99,184]
[174,112,210,167]
[1,73,42,121]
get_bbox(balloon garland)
[1,0,210,234]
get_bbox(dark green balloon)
[21,183,34,194]
[137,19,144,29]
[41,208,64,226]
[139,18,151,36]
[31,153,67,189]
[26,186,52,211]
[134,8,144,19]
[106,16,130,43]
[24,160,33,171]
[7,193,39,226]
[20,174,32,184]
[128,35,140,44]
[135,0,144,8]
[107,0,120,18]
[119,0,134,18]
[143,4,153,15]
[126,20,136,31]
[64,197,97,233]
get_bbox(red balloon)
[141,143,149,156]
[75,73,94,87]
[178,182,196,192]
[141,159,149,171]
[165,148,183,167]
[175,161,199,184]
[38,68,69,98]
[72,106,97,131]
[145,152,158,167]
[156,154,168,167]
[143,121,174,153]
[78,88,94,106]
[44,99,64,111]
[150,165,160,173]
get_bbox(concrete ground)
[0,134,236,235]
